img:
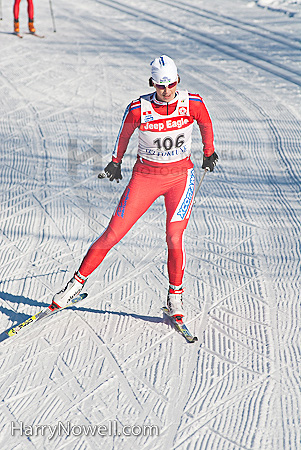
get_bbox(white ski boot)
[167,285,184,318]
[51,273,86,309]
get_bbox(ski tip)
[185,335,198,343]
[6,329,16,337]
[26,32,45,38]
[6,324,27,336]
[185,333,199,343]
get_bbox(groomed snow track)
[0,1,300,449]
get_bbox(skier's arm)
[112,100,141,163]
[100,101,141,182]
[189,93,215,157]
[189,93,218,171]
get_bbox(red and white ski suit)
[78,90,215,286]
[13,0,34,21]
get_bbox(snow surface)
[0,0,300,449]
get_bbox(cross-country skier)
[13,0,35,33]
[51,55,218,318]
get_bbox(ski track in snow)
[0,0,300,449]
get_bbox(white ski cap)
[150,55,178,85]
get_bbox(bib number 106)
[153,133,184,151]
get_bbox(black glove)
[202,152,218,172]
[100,161,122,182]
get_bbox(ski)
[13,32,23,39]
[26,32,45,38]
[162,307,198,343]
[6,293,88,337]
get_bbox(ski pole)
[49,0,56,32]
[194,167,209,204]
[0,0,2,21]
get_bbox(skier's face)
[154,81,178,103]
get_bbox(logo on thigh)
[171,169,195,222]
[116,187,131,218]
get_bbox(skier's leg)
[165,222,187,287]
[78,170,162,277]
[14,0,21,32]
[164,168,195,316]
[52,170,163,308]
[27,0,35,32]
[165,167,195,286]
[27,0,34,20]
[52,172,159,309]
[13,0,21,21]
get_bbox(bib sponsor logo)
[140,116,193,132]
[144,144,188,158]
